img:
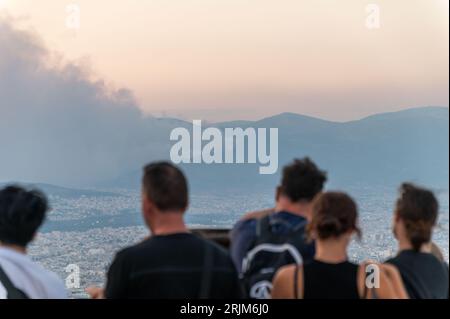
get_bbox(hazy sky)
[1,0,449,121]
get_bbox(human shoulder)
[232,208,276,235]
[359,260,409,299]
[384,252,403,268]
[275,264,297,281]
[110,238,153,265]
[231,216,258,239]
[241,208,275,221]
[34,266,68,299]
[201,236,235,268]
[272,264,301,299]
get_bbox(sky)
[0,0,449,121]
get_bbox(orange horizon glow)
[1,0,449,121]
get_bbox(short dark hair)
[395,183,438,252]
[308,192,361,240]
[279,157,327,202]
[142,162,189,212]
[0,185,48,247]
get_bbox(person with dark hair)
[230,157,327,299]
[272,192,408,299]
[87,162,243,299]
[0,185,67,299]
[386,183,449,299]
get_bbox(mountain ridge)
[103,106,448,192]
[211,106,448,127]
[1,106,447,191]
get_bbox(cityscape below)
[22,183,449,299]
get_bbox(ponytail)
[404,220,433,252]
[396,183,438,252]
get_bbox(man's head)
[0,185,48,248]
[276,157,327,207]
[141,162,189,229]
[393,183,438,252]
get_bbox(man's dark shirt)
[105,233,243,299]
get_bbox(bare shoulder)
[357,260,408,299]
[379,263,403,280]
[357,260,380,297]
[272,264,299,299]
[380,263,399,272]
[276,264,297,279]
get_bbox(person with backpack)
[230,157,327,299]
[87,162,243,299]
[0,185,67,299]
[385,183,449,299]
[271,192,408,299]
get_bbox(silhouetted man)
[88,162,243,299]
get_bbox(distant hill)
[109,106,449,192]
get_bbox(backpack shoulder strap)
[253,215,274,246]
[255,215,271,238]
[0,265,29,299]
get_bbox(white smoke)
[0,18,169,187]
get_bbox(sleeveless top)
[386,250,449,299]
[294,259,360,299]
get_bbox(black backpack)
[241,215,309,299]
[0,265,29,299]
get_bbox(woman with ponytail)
[272,192,407,299]
[386,183,448,299]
